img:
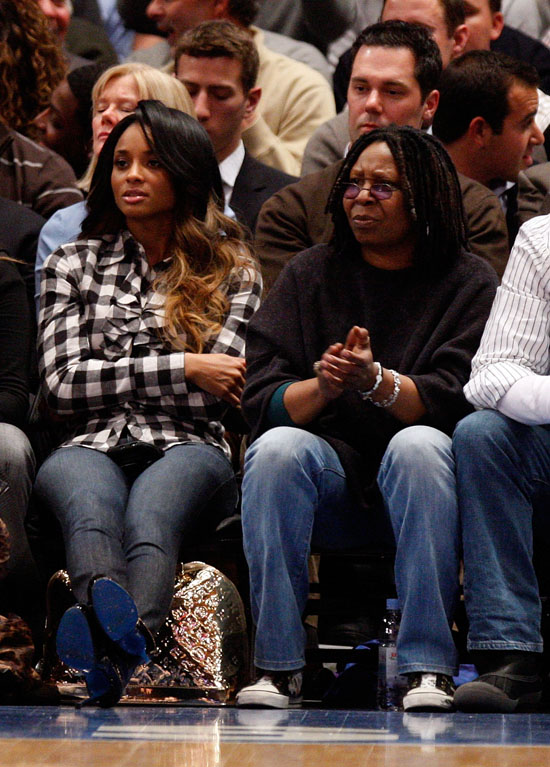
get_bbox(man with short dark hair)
[332,0,468,111]
[175,20,296,234]
[432,50,543,243]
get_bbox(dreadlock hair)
[0,0,66,138]
[82,100,254,354]
[326,125,468,274]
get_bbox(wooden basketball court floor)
[2,705,550,767]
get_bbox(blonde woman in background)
[34,62,195,311]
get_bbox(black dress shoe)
[454,652,543,713]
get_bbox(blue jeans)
[0,424,41,624]
[378,426,460,675]
[242,425,460,674]
[453,410,547,653]
[34,442,238,632]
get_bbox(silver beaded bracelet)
[372,369,401,408]
[359,362,383,400]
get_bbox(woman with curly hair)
[0,0,66,139]
[34,100,262,706]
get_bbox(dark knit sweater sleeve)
[242,262,307,439]
[0,259,30,426]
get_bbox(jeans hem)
[399,663,457,676]
[254,657,305,672]
[467,640,543,653]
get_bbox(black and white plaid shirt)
[38,229,262,457]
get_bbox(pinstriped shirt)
[465,214,550,410]
[38,229,262,457]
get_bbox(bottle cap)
[386,598,400,610]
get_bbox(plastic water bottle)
[377,598,407,710]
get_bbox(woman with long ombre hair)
[34,100,262,706]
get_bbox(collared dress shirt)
[38,229,262,457]
[218,141,246,208]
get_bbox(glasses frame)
[341,180,402,202]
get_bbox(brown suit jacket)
[255,162,509,290]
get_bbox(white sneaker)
[236,670,303,708]
[403,673,455,711]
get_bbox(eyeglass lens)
[343,183,394,201]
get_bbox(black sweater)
[242,244,498,510]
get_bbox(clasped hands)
[315,326,377,401]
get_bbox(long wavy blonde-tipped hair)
[82,102,255,354]
[78,62,195,191]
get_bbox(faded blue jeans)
[453,409,548,654]
[242,425,460,675]
[34,442,238,632]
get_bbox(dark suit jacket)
[492,25,550,96]
[0,197,44,316]
[229,152,296,237]
[255,162,509,291]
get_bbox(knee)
[244,427,319,475]
[453,410,515,456]
[0,424,35,481]
[380,425,453,482]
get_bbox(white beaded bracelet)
[372,369,401,408]
[359,362,383,400]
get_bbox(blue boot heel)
[56,605,96,672]
[89,577,150,664]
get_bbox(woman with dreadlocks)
[236,125,498,712]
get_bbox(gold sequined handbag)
[127,561,249,704]
[41,563,250,705]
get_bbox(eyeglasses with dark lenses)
[342,181,401,201]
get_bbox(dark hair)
[350,21,442,101]
[67,62,108,145]
[227,0,259,26]
[326,125,467,272]
[432,50,540,143]
[439,0,466,34]
[175,20,259,93]
[489,0,501,12]
[83,99,223,236]
[381,0,465,35]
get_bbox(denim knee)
[0,424,35,487]
[381,425,452,476]
[453,409,512,454]
[244,426,334,478]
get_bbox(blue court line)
[1,707,550,746]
